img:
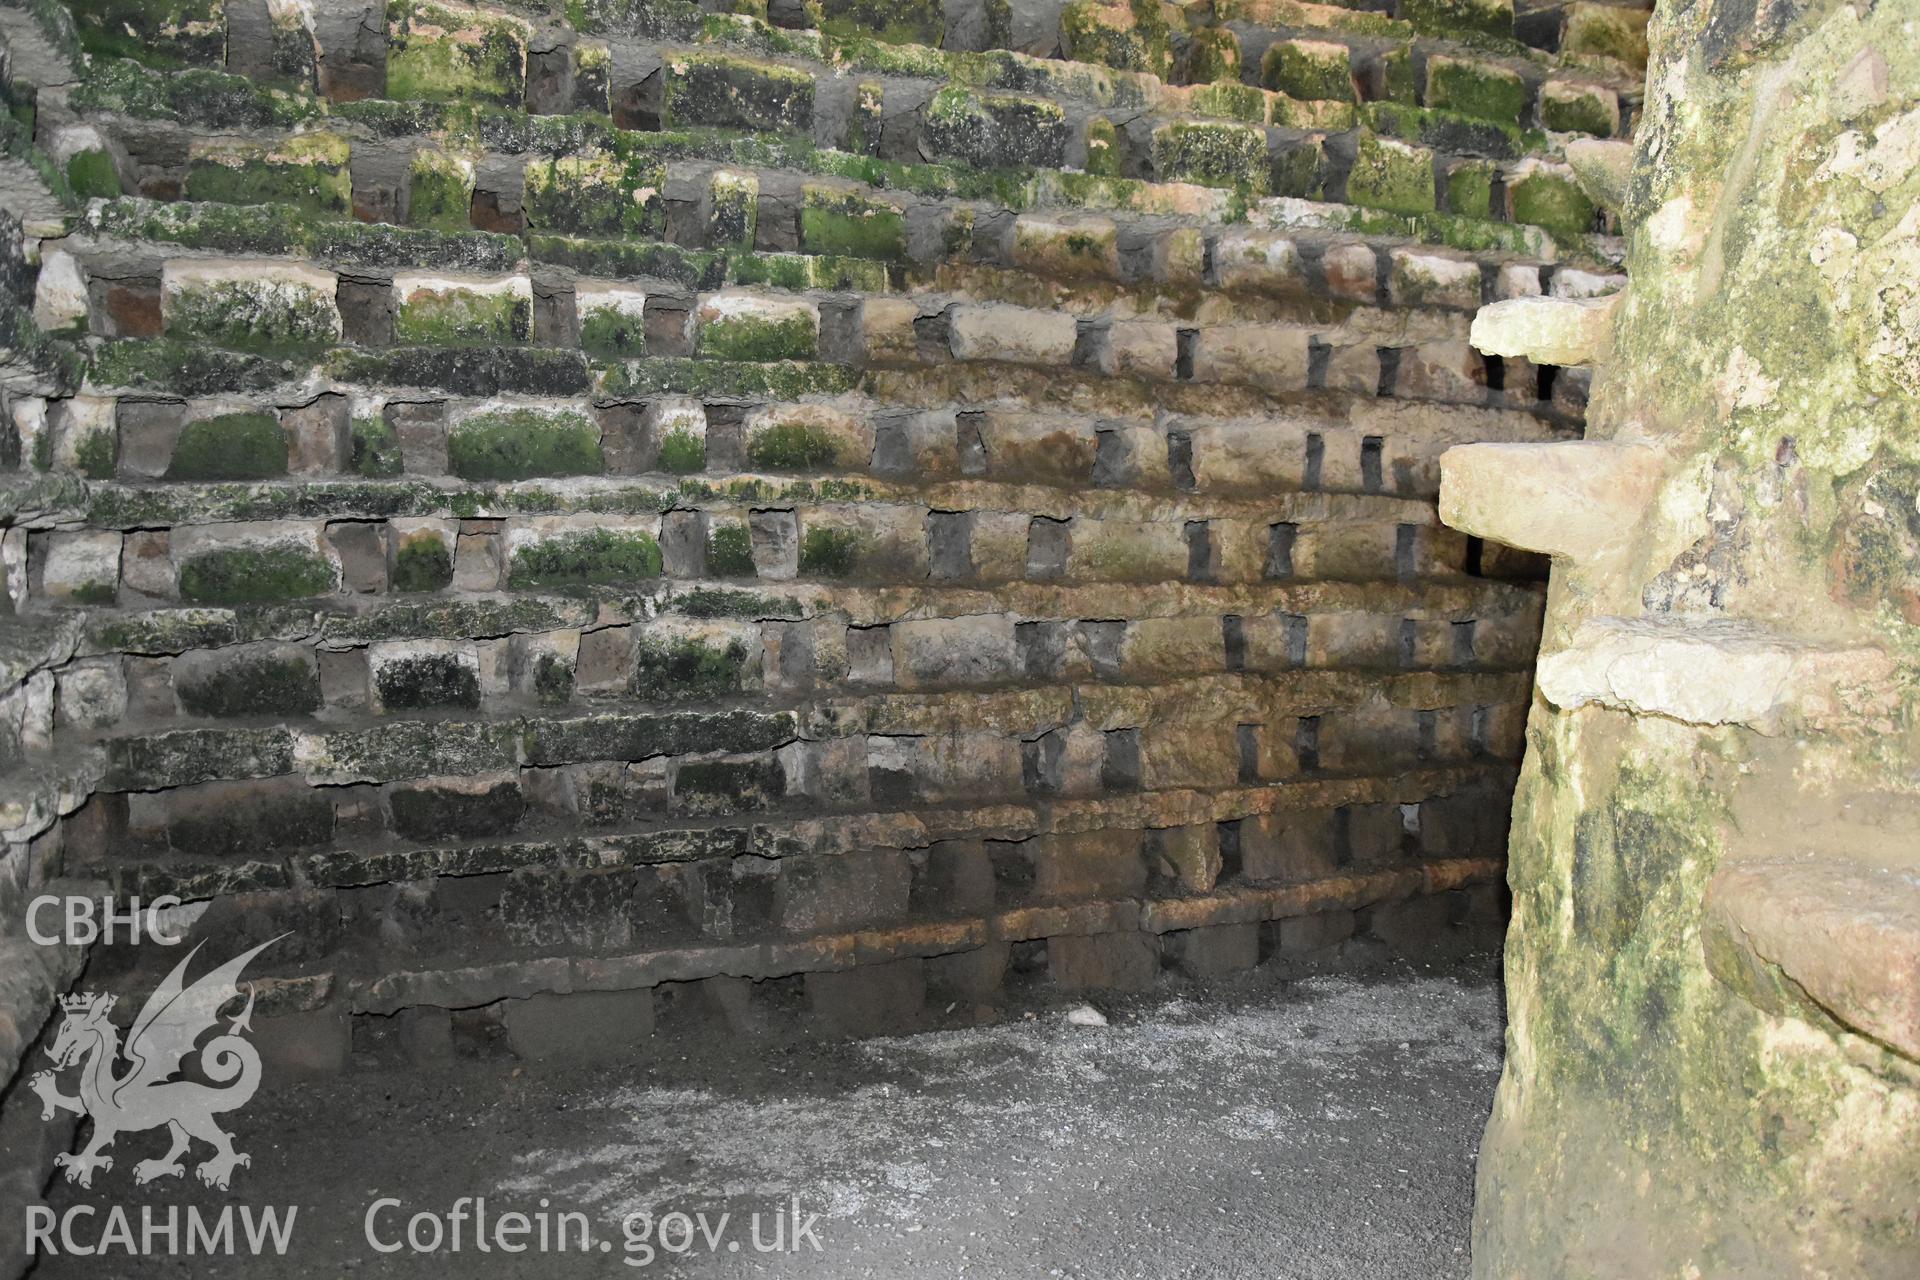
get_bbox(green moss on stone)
[1399,0,1511,39]
[448,408,603,480]
[507,528,663,587]
[632,632,747,700]
[706,521,754,575]
[1346,132,1435,215]
[1425,57,1525,124]
[376,653,482,710]
[391,536,454,592]
[179,543,337,604]
[798,524,862,577]
[1271,140,1325,198]
[1262,41,1354,103]
[923,84,1068,169]
[707,170,759,247]
[394,284,530,346]
[184,134,351,214]
[166,412,288,480]
[178,653,321,718]
[1508,169,1597,240]
[697,307,818,361]
[164,278,340,354]
[662,52,814,133]
[524,150,668,238]
[1184,28,1241,83]
[386,0,528,107]
[1447,160,1495,217]
[1540,85,1616,136]
[599,356,859,398]
[351,415,404,476]
[65,149,120,199]
[1378,47,1416,105]
[74,429,117,480]
[1184,81,1271,124]
[408,150,474,232]
[1151,121,1270,194]
[69,0,223,67]
[578,305,648,357]
[746,421,842,470]
[1084,117,1123,179]
[657,424,707,474]
[816,0,942,45]
[799,186,908,260]
[532,650,574,703]
[1059,0,1172,79]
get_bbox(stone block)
[391,271,532,345]
[925,86,1069,169]
[889,615,1018,688]
[40,531,121,603]
[1033,829,1146,902]
[1389,249,1482,309]
[1012,214,1121,279]
[1049,931,1158,992]
[1274,908,1356,953]
[1169,922,1260,977]
[777,850,910,934]
[1242,809,1340,881]
[695,292,820,360]
[1189,325,1311,391]
[502,988,654,1062]
[948,304,1077,366]
[806,959,925,1036]
[1099,321,1179,380]
[1347,134,1435,215]
[253,1008,351,1077]
[387,0,530,106]
[574,280,649,358]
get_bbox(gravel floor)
[34,949,1505,1279]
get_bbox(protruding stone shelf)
[0,879,99,1086]
[1469,293,1621,366]
[1705,857,1920,1065]
[1534,616,1892,733]
[0,746,106,846]
[1438,439,1665,561]
[1565,138,1634,212]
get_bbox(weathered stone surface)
[1439,441,1665,563]
[1460,1,1920,1275]
[1469,294,1621,367]
[1535,617,1893,734]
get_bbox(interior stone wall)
[1443,0,1920,1274]
[0,0,1632,1177]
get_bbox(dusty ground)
[34,949,1505,1279]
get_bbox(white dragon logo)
[29,936,282,1190]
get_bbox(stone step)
[80,761,1517,902]
[66,575,1543,656]
[1704,855,1920,1064]
[87,852,1505,1025]
[1564,136,1631,211]
[71,196,1568,317]
[0,743,105,844]
[1468,289,1620,365]
[0,877,97,1085]
[52,40,1619,250]
[1437,437,1663,562]
[1534,616,1895,734]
